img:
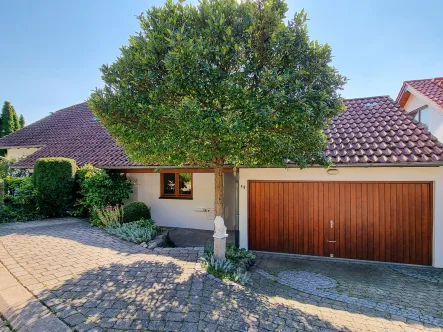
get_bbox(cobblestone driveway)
[0,219,442,331]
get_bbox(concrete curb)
[0,263,71,332]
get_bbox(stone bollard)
[213,216,228,260]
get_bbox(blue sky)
[0,0,442,124]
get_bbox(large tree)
[1,101,20,137]
[89,0,346,217]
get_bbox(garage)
[248,181,433,265]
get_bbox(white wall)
[223,172,236,230]
[6,147,40,160]
[238,167,443,268]
[404,92,443,143]
[126,172,235,231]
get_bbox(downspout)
[233,166,240,248]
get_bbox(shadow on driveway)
[38,258,352,331]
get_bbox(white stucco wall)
[6,147,40,160]
[223,172,236,230]
[238,167,443,268]
[404,92,443,143]
[126,172,236,231]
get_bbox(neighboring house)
[396,77,443,141]
[1,97,443,268]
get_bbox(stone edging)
[0,261,71,332]
[139,230,169,249]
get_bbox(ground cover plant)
[106,218,160,244]
[201,242,256,285]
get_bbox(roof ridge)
[404,77,443,84]
[344,95,390,101]
[0,101,89,144]
[404,78,432,83]
[50,101,88,113]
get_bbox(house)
[1,96,443,268]
[396,77,443,141]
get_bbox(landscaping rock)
[147,230,169,249]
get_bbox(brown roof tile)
[1,96,442,168]
[0,103,142,168]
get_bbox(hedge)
[34,157,77,217]
[123,201,151,223]
[0,179,4,207]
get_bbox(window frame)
[411,105,429,128]
[160,172,193,199]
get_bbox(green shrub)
[0,176,39,223]
[106,218,159,243]
[4,176,37,213]
[95,205,123,227]
[74,165,132,217]
[33,158,77,217]
[0,205,21,223]
[123,201,151,223]
[0,158,29,178]
[0,179,4,207]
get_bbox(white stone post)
[213,216,228,260]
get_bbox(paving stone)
[148,320,166,330]
[166,312,183,322]
[112,319,133,329]
[63,312,86,326]
[1,218,442,332]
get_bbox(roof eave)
[406,85,443,113]
[263,162,443,168]
[0,145,44,149]
[12,161,443,170]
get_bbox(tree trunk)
[214,161,224,217]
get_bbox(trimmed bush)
[123,201,151,223]
[33,158,77,217]
[0,179,4,207]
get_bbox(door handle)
[330,220,334,228]
[328,240,336,243]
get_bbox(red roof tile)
[1,97,442,168]
[397,78,443,110]
[325,96,443,164]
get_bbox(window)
[160,172,193,199]
[413,106,429,129]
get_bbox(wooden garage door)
[248,181,433,265]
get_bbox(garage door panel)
[396,184,403,263]
[248,181,433,265]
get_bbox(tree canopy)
[19,114,25,128]
[1,101,24,137]
[89,0,346,216]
